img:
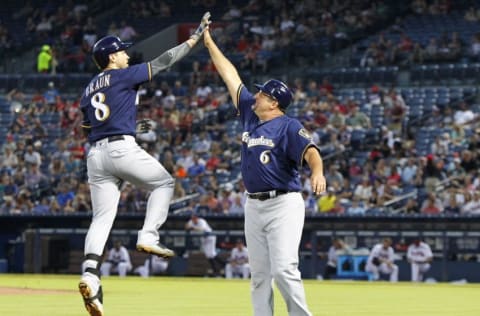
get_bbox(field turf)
[0,274,478,315]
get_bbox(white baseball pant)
[83,136,174,268]
[411,262,431,282]
[202,235,217,259]
[100,262,132,277]
[366,262,399,282]
[225,263,250,279]
[245,192,312,316]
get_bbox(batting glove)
[136,119,152,134]
[190,12,211,41]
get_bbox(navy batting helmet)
[92,36,133,69]
[254,79,293,110]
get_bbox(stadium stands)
[0,0,479,220]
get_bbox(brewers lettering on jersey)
[204,25,326,316]
[78,12,211,316]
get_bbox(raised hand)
[190,12,211,41]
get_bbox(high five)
[204,23,326,316]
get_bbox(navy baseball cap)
[92,35,133,69]
[254,79,293,110]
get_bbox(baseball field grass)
[0,274,478,316]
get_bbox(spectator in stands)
[24,145,42,167]
[469,32,480,60]
[410,0,428,14]
[346,104,371,129]
[229,194,245,215]
[424,37,439,62]
[461,191,480,214]
[0,195,15,214]
[134,255,169,277]
[408,43,425,65]
[354,176,373,203]
[107,22,120,38]
[451,124,466,146]
[336,178,354,203]
[55,180,75,212]
[401,198,420,214]
[173,181,186,199]
[366,237,398,282]
[318,187,340,213]
[225,239,250,279]
[454,102,477,126]
[325,164,344,188]
[82,17,98,50]
[464,6,479,22]
[346,197,366,215]
[446,32,463,61]
[407,238,433,282]
[360,43,378,67]
[185,213,224,277]
[100,240,132,277]
[187,154,206,177]
[420,192,444,214]
[431,134,450,157]
[72,191,92,213]
[37,44,53,73]
[119,20,138,41]
[401,157,418,185]
[188,176,207,196]
[32,196,51,214]
[43,81,60,106]
[424,155,444,193]
[30,119,47,142]
[328,106,346,130]
[302,189,318,214]
[460,150,478,173]
[218,184,234,213]
[159,1,172,17]
[1,146,18,172]
[24,162,47,195]
[12,189,34,214]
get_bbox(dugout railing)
[9,226,480,282]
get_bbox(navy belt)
[91,135,125,145]
[107,135,125,142]
[247,190,288,201]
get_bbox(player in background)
[225,239,250,279]
[407,238,433,282]
[78,12,211,316]
[185,213,224,277]
[134,255,169,278]
[365,237,399,282]
[99,240,132,277]
[323,238,351,280]
[204,26,326,316]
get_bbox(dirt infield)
[0,286,75,295]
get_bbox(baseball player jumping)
[78,13,211,316]
[204,26,326,316]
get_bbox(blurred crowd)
[1,0,400,73]
[1,72,480,216]
[1,1,480,216]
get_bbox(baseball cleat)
[136,243,175,258]
[79,280,104,316]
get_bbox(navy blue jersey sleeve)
[286,119,320,167]
[123,63,152,86]
[237,85,257,125]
